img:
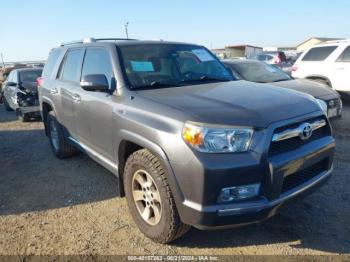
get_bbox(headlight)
[182,121,253,153]
[316,99,328,115]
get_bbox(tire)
[124,149,190,243]
[46,111,77,159]
[3,97,13,111]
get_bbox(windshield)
[119,44,234,89]
[19,70,42,82]
[228,62,291,83]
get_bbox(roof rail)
[59,37,137,47]
[95,38,137,41]
[321,39,349,44]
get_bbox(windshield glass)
[228,62,291,83]
[19,70,42,82]
[119,44,234,89]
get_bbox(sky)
[1,0,350,62]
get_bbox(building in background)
[211,45,262,59]
[296,37,344,52]
[212,37,346,60]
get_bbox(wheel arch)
[116,130,169,197]
[305,75,333,87]
[41,98,56,136]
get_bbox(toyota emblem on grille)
[300,123,313,140]
[328,100,335,107]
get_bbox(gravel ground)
[0,101,349,256]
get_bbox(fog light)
[217,183,260,203]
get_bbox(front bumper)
[167,114,335,229]
[184,167,331,230]
[19,105,40,114]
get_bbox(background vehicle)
[223,59,342,118]
[292,39,350,95]
[252,51,293,74]
[252,51,287,64]
[2,68,42,121]
[39,38,334,243]
[1,64,28,103]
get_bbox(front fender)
[117,129,169,161]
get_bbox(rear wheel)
[46,111,78,159]
[124,149,190,243]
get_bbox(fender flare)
[117,129,168,161]
[305,75,332,87]
[116,130,185,207]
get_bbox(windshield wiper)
[272,78,289,82]
[149,81,181,87]
[131,81,181,90]
[182,75,231,83]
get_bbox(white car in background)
[292,40,350,95]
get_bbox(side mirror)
[6,82,17,87]
[80,74,109,92]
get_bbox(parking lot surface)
[0,103,349,255]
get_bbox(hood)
[136,80,321,128]
[270,79,339,100]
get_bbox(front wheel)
[124,149,190,243]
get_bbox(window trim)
[336,45,350,63]
[56,47,86,84]
[301,46,338,62]
[80,46,115,88]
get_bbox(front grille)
[269,116,330,157]
[281,159,329,193]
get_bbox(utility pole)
[125,22,129,39]
[1,53,5,67]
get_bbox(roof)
[225,45,262,49]
[297,37,345,47]
[13,67,43,73]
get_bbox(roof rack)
[59,37,137,47]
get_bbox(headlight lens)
[316,99,328,115]
[182,122,253,153]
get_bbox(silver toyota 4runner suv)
[39,38,335,243]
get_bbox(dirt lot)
[0,102,349,256]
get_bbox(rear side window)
[59,49,85,82]
[81,48,113,87]
[337,46,350,62]
[42,49,61,77]
[302,46,337,61]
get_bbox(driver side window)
[6,71,13,82]
[81,48,114,88]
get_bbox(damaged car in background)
[2,68,42,121]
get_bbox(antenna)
[125,22,130,39]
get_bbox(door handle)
[72,94,81,103]
[50,87,59,95]
[336,67,345,70]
